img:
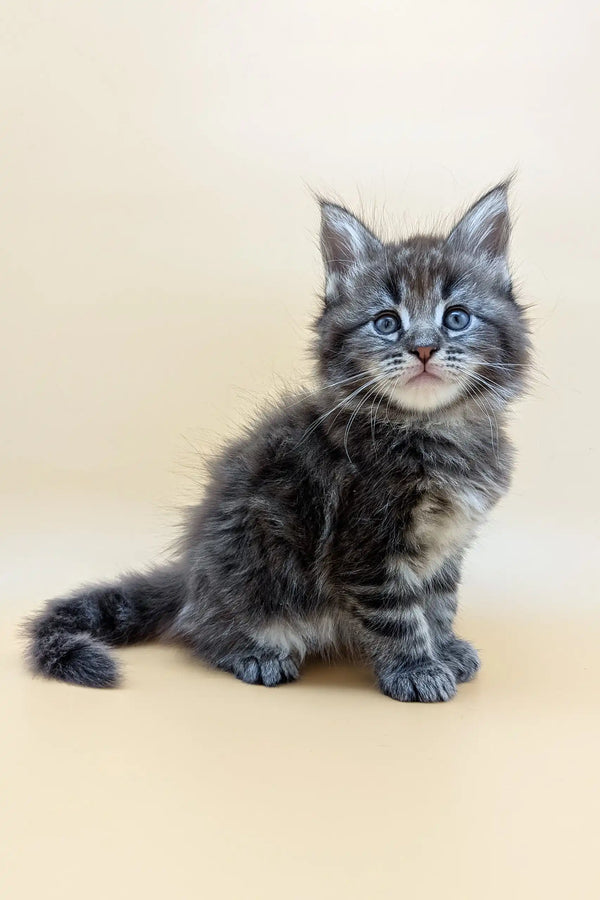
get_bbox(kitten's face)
[316,186,530,417]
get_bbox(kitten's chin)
[386,376,464,413]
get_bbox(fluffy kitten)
[25,184,530,702]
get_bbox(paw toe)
[379,661,457,703]
[441,639,480,683]
[232,654,299,687]
[233,656,261,684]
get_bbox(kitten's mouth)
[385,367,464,412]
[405,370,444,386]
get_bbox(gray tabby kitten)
[25,184,530,702]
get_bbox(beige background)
[1,2,599,898]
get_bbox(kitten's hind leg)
[208,622,306,688]
[227,651,300,687]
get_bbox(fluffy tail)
[24,565,185,688]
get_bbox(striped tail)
[24,565,185,688]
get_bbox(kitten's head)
[315,184,530,418]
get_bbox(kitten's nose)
[411,345,438,363]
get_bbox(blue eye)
[443,307,471,331]
[373,313,401,335]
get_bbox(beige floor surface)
[2,590,599,900]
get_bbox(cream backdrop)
[1,2,599,899]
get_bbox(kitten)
[25,184,530,702]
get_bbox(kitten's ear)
[446,183,511,264]
[319,202,382,278]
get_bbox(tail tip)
[28,631,121,689]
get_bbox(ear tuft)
[319,201,382,278]
[446,183,511,261]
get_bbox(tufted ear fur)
[319,202,382,279]
[446,183,511,283]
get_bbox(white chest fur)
[388,485,490,587]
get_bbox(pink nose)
[414,345,436,363]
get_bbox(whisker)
[343,388,375,462]
[370,385,388,450]
[463,383,499,458]
[460,369,511,405]
[299,372,392,445]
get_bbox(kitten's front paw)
[440,638,480,683]
[231,654,299,687]
[378,660,457,703]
